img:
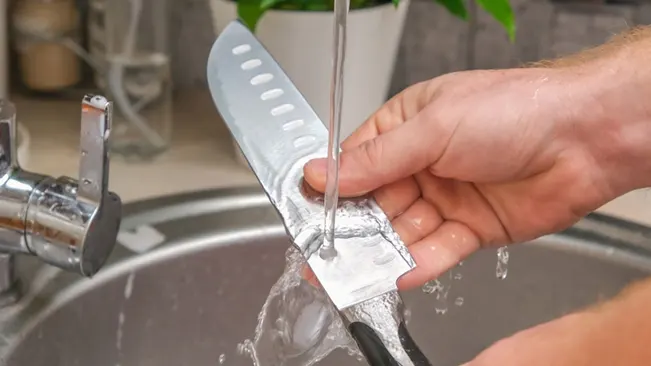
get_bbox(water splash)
[403,308,412,325]
[454,297,464,307]
[422,278,449,314]
[116,273,135,362]
[496,247,510,280]
[238,247,360,366]
[218,353,226,364]
[124,272,135,299]
[422,262,464,314]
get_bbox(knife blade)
[207,20,432,366]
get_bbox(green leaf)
[260,0,285,9]
[236,0,266,32]
[304,0,330,10]
[475,0,516,42]
[435,0,468,20]
[392,0,400,8]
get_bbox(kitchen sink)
[0,187,650,366]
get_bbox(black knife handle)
[340,291,432,366]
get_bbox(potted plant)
[209,0,514,140]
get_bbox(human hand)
[462,278,651,366]
[303,66,647,290]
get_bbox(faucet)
[0,94,122,308]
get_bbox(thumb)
[304,111,437,197]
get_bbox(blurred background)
[1,0,648,217]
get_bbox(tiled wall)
[169,0,651,93]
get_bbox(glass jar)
[12,0,82,92]
[88,0,172,161]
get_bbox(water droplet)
[454,297,464,306]
[271,104,295,116]
[250,73,273,85]
[81,150,88,156]
[421,280,443,294]
[403,308,412,325]
[82,178,91,185]
[218,354,226,364]
[261,88,284,100]
[232,44,251,55]
[496,246,509,280]
[124,273,135,299]
[435,307,448,315]
[241,59,262,70]
[453,273,463,280]
[236,340,253,356]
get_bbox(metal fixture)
[0,94,122,307]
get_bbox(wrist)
[561,49,651,195]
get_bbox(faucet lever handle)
[0,100,17,169]
[79,95,111,205]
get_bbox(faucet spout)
[0,95,122,306]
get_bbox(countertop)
[13,89,651,226]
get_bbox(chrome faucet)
[0,94,122,307]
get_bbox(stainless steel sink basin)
[1,187,650,366]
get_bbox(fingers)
[304,81,440,197]
[390,199,442,245]
[397,221,480,291]
[303,219,480,292]
[373,177,420,219]
[304,116,437,197]
[414,171,512,245]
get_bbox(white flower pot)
[209,0,409,165]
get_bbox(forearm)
[584,277,651,363]
[541,27,651,195]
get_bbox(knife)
[207,20,432,366]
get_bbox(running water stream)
[319,0,350,260]
[235,0,364,363]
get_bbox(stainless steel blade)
[207,20,416,310]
